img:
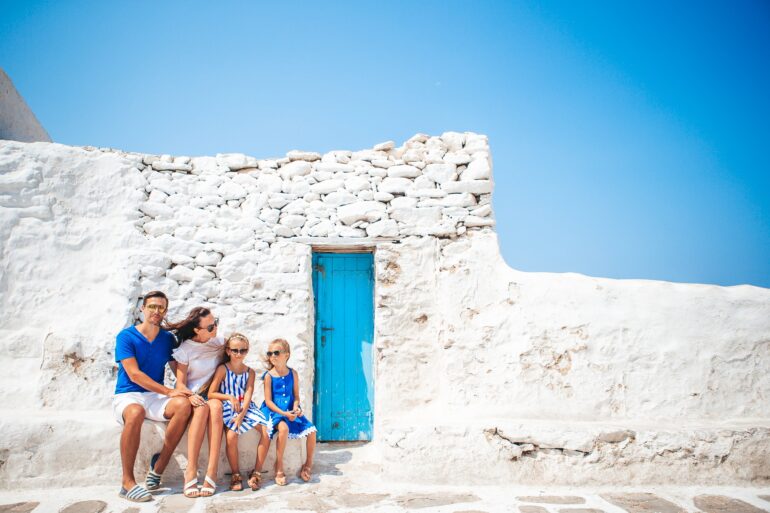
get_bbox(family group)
[114,290,317,502]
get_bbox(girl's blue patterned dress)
[220,364,269,434]
[260,368,316,439]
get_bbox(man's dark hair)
[142,290,168,306]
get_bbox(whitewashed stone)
[273,224,294,237]
[168,265,195,282]
[259,208,280,224]
[303,192,320,203]
[425,163,457,183]
[191,156,226,175]
[366,219,399,237]
[323,190,357,206]
[374,191,394,202]
[390,196,418,209]
[442,180,493,194]
[143,220,176,236]
[368,167,388,177]
[308,219,333,237]
[443,206,470,219]
[148,177,178,196]
[231,173,258,189]
[387,165,421,178]
[413,175,435,189]
[192,266,215,283]
[140,265,166,279]
[408,133,429,143]
[218,181,247,200]
[268,194,294,209]
[321,151,352,164]
[379,177,413,194]
[345,175,370,193]
[170,253,194,265]
[443,151,472,165]
[464,215,495,227]
[358,190,374,201]
[280,214,306,228]
[173,226,197,240]
[441,193,477,207]
[314,162,355,173]
[406,188,446,198]
[289,180,311,196]
[287,150,321,161]
[139,201,174,218]
[282,199,309,215]
[279,160,312,179]
[463,158,491,180]
[464,133,488,152]
[371,159,394,169]
[390,207,441,225]
[256,174,284,193]
[195,251,222,266]
[373,140,395,151]
[310,179,344,194]
[337,226,366,237]
[216,153,258,170]
[471,204,492,217]
[441,131,466,151]
[337,201,387,225]
[402,148,425,162]
[152,161,192,172]
[258,159,278,169]
[148,189,168,203]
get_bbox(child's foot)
[298,465,312,482]
[274,470,287,486]
[247,469,262,490]
[229,472,243,491]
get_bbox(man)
[113,290,191,502]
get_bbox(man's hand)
[168,388,192,398]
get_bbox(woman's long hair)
[166,307,211,347]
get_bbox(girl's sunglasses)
[228,348,248,355]
[266,350,283,357]
[199,318,219,333]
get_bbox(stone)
[345,175,371,193]
[59,502,107,513]
[280,214,306,228]
[256,173,284,193]
[288,180,311,196]
[279,160,312,179]
[368,167,388,177]
[337,201,387,225]
[168,265,195,282]
[0,503,39,513]
[406,188,447,198]
[216,153,257,170]
[308,219,334,237]
[268,194,293,209]
[519,507,549,513]
[259,208,280,224]
[366,219,399,238]
[391,207,441,225]
[444,151,472,165]
[557,510,605,513]
[372,159,394,168]
[373,140,395,151]
[218,181,247,200]
[374,191,394,202]
[693,495,768,513]
[310,179,344,195]
[315,162,355,173]
[139,201,174,219]
[358,190,374,201]
[390,196,418,209]
[518,497,586,505]
[379,177,413,194]
[441,131,466,151]
[601,493,686,513]
[147,189,168,203]
[465,215,495,227]
[387,164,422,178]
[396,493,480,509]
[287,150,321,161]
[470,204,492,217]
[337,226,366,237]
[441,193,477,207]
[195,251,222,266]
[303,192,320,203]
[463,157,491,180]
[323,190,358,206]
[143,219,176,236]
[151,161,192,172]
[442,180,493,194]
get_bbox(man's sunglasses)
[228,348,248,355]
[145,304,167,313]
[199,318,219,333]
[266,350,283,357]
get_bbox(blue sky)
[2,1,769,287]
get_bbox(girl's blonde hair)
[223,332,250,363]
[263,338,290,370]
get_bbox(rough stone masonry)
[0,132,768,489]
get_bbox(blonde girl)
[259,338,317,485]
[208,333,270,491]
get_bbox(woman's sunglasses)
[266,350,283,357]
[199,318,219,333]
[228,348,248,355]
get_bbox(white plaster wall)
[0,70,51,143]
[0,134,768,489]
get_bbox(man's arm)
[121,357,189,397]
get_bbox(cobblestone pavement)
[1,445,768,512]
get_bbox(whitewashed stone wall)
[0,134,768,490]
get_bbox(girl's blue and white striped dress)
[220,364,269,434]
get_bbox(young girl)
[260,338,317,485]
[208,333,271,492]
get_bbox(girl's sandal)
[200,475,216,497]
[229,472,243,492]
[274,470,287,486]
[298,465,312,482]
[183,478,200,498]
[247,469,262,491]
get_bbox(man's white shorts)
[112,392,171,425]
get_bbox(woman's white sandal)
[183,478,200,498]
[200,475,216,497]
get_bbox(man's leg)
[153,397,192,474]
[120,404,146,489]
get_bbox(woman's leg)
[225,428,240,475]
[205,399,223,480]
[185,403,209,486]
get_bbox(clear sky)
[2,1,768,288]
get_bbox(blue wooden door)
[312,252,374,441]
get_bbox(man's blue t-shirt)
[115,326,175,394]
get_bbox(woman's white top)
[172,336,225,393]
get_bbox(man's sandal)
[200,475,216,497]
[183,478,200,498]
[298,465,312,482]
[247,469,262,490]
[145,452,162,490]
[119,484,153,502]
[274,470,287,486]
[230,472,243,491]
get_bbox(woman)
[167,307,225,497]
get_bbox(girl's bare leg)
[304,431,316,470]
[225,429,240,475]
[275,422,288,475]
[205,399,223,480]
[254,425,270,472]
[185,404,209,485]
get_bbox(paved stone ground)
[1,445,768,513]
